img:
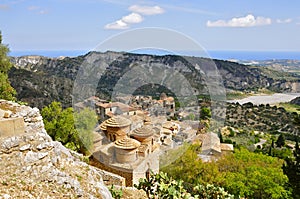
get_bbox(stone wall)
[90,157,132,186]
[133,150,160,185]
[96,167,126,187]
[0,100,113,198]
[0,117,25,138]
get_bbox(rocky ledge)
[0,100,112,199]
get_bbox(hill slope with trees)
[9,51,300,109]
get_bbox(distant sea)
[9,50,300,61]
[9,50,88,58]
[208,51,300,61]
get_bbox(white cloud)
[122,12,143,24]
[105,12,144,30]
[105,20,129,30]
[276,18,292,24]
[129,5,164,15]
[104,5,164,30]
[207,14,272,27]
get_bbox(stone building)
[98,102,138,120]
[158,93,175,116]
[100,116,131,142]
[92,115,159,186]
[126,94,176,117]
[198,132,234,162]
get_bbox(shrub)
[109,185,123,199]
[134,172,233,199]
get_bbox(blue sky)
[1,0,300,53]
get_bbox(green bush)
[109,185,123,199]
[134,172,233,199]
[161,144,291,199]
[41,101,97,155]
[0,32,16,101]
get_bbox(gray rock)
[41,164,52,173]
[19,144,31,151]
[53,141,73,159]
[89,194,97,199]
[24,151,39,163]
[1,136,21,150]
[64,184,72,189]
[33,116,43,122]
[24,151,48,163]
[26,165,32,171]
[2,194,11,199]
[36,142,54,150]
[51,156,61,166]
[38,152,48,159]
[26,107,39,118]
[96,184,112,199]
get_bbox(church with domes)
[92,115,160,186]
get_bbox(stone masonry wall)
[0,100,113,198]
[90,157,132,186]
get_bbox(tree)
[217,149,291,199]
[218,130,224,143]
[74,107,98,155]
[200,107,211,120]
[162,145,291,199]
[283,139,300,198]
[268,140,275,156]
[276,134,286,148]
[0,31,16,101]
[41,101,75,145]
[41,101,97,155]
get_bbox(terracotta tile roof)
[131,126,154,138]
[99,121,107,131]
[201,132,221,154]
[99,102,137,112]
[114,137,141,150]
[105,115,132,127]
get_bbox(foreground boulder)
[0,100,112,198]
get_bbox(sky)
[1,0,300,54]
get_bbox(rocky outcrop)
[0,100,113,198]
[290,96,300,105]
[9,51,300,109]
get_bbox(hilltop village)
[75,94,234,186]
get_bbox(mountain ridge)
[9,51,300,109]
